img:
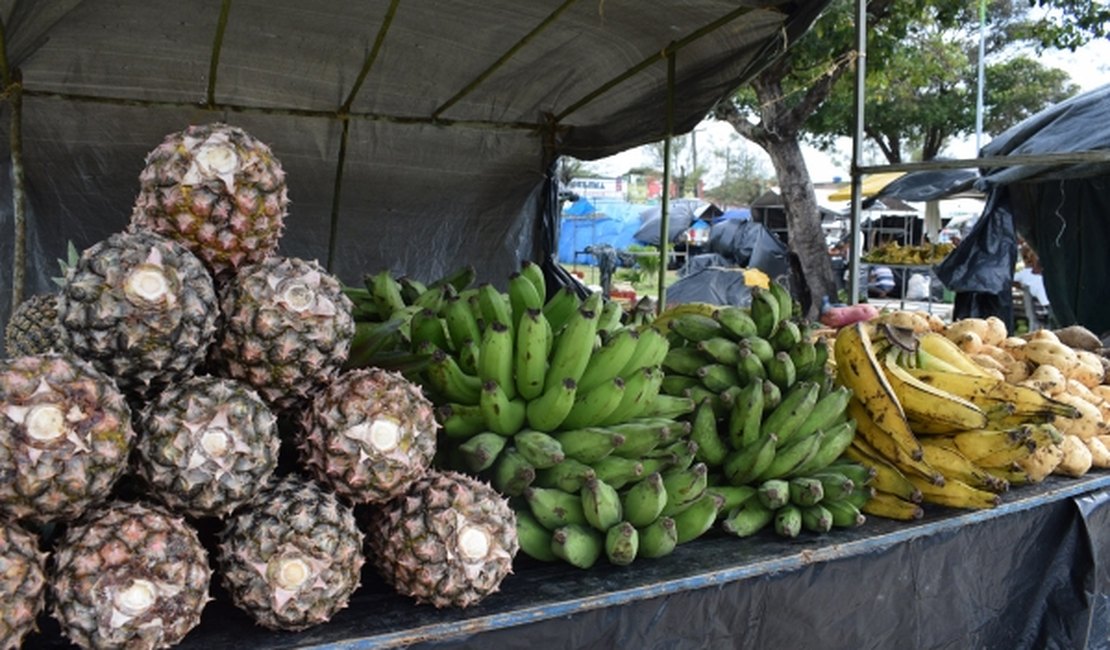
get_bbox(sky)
[586,37,1110,186]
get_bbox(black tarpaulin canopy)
[0,0,833,329]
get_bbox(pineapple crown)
[51,241,79,288]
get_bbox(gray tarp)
[0,1,832,329]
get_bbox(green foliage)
[625,244,663,282]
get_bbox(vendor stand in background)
[24,472,1110,649]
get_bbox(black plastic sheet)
[933,191,1017,326]
[665,264,754,308]
[868,168,979,204]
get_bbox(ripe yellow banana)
[861,490,924,521]
[907,474,1001,510]
[834,322,923,461]
[902,366,1080,420]
[917,440,1008,493]
[880,347,989,432]
[916,331,997,378]
[847,398,940,484]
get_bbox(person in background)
[1013,243,1049,307]
[867,264,896,298]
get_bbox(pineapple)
[218,475,364,631]
[58,231,219,400]
[365,469,518,608]
[134,375,280,518]
[212,256,354,411]
[300,368,437,504]
[130,122,289,282]
[0,354,134,524]
[50,501,211,650]
[0,519,47,650]
[3,293,63,357]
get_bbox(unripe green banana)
[519,260,547,305]
[661,374,700,396]
[689,399,729,466]
[597,299,625,334]
[551,426,626,463]
[457,431,510,473]
[715,305,758,339]
[515,508,557,561]
[726,379,764,449]
[525,378,578,432]
[722,433,778,486]
[368,269,407,315]
[823,460,876,489]
[479,380,527,435]
[599,366,665,425]
[721,499,774,537]
[410,308,451,352]
[620,472,668,528]
[477,282,514,334]
[800,503,834,534]
[662,345,710,376]
[508,271,544,330]
[736,347,767,385]
[513,429,567,469]
[761,381,820,447]
[823,498,867,528]
[807,471,855,503]
[605,521,639,566]
[525,486,589,530]
[607,418,673,459]
[749,286,780,338]
[428,264,478,294]
[774,503,803,538]
[544,297,601,390]
[769,319,803,353]
[697,336,743,365]
[766,351,797,391]
[514,308,550,401]
[425,348,483,405]
[478,321,516,400]
[761,380,783,414]
[704,484,758,512]
[577,327,639,393]
[581,477,623,532]
[789,418,858,476]
[788,339,819,379]
[437,402,488,439]
[559,376,626,430]
[768,279,794,321]
[543,285,582,335]
[669,312,724,342]
[672,491,725,544]
[641,394,697,420]
[456,338,481,376]
[397,276,429,305]
[787,476,825,507]
[618,326,670,378]
[588,455,644,489]
[660,462,709,517]
[791,385,852,444]
[636,516,678,559]
[755,430,823,481]
[757,478,791,510]
[550,524,604,569]
[443,294,483,353]
[533,457,596,493]
[811,336,830,373]
[491,447,536,496]
[696,362,741,393]
[746,336,776,366]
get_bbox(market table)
[25,472,1110,650]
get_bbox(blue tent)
[716,207,751,222]
[557,199,647,265]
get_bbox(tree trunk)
[763,139,836,318]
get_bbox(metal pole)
[975,0,986,152]
[656,50,676,312]
[848,0,867,305]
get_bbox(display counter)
[26,473,1110,650]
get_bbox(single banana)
[723,433,779,486]
[477,282,514,334]
[770,319,803,353]
[806,470,855,502]
[757,478,791,510]
[600,367,666,425]
[367,269,407,315]
[761,380,782,414]
[619,326,670,378]
[641,394,697,420]
[715,305,758,339]
[916,331,996,377]
[720,499,774,537]
[426,264,478,294]
[519,260,547,305]
[668,312,725,342]
[847,397,943,485]
[918,441,1008,493]
[728,379,765,449]
[424,348,483,405]
[551,426,626,463]
[672,491,725,544]
[543,285,582,335]
[690,399,730,466]
[749,286,780,338]
[457,431,510,473]
[696,363,741,393]
[533,457,596,493]
[597,298,625,334]
[800,503,834,533]
[662,373,701,396]
[620,471,669,528]
[755,431,823,481]
[834,322,923,461]
[525,486,589,530]
[662,345,711,376]
[697,336,743,366]
[456,338,481,376]
[514,507,557,561]
[588,455,644,489]
[581,477,623,532]
[513,429,567,469]
[823,499,866,528]
[860,491,925,521]
[768,279,794,321]
[478,320,516,400]
[559,376,626,430]
[789,418,858,476]
[821,459,877,490]
[650,302,719,334]
[608,418,678,459]
[842,441,923,503]
[550,524,604,569]
[479,380,526,436]
[761,381,820,448]
[544,294,602,390]
[437,402,488,439]
[949,426,1034,463]
[525,378,578,432]
[788,339,819,380]
[766,351,798,391]
[409,308,451,352]
[605,521,639,566]
[902,366,1079,419]
[649,439,698,474]
[880,347,988,431]
[491,447,536,497]
[773,503,803,538]
[704,484,758,513]
[443,294,483,353]
[787,476,825,507]
[908,474,1001,510]
[659,462,709,516]
[636,516,679,559]
[791,385,852,443]
[508,270,544,330]
[746,336,776,365]
[514,307,550,401]
[736,347,768,385]
[577,327,639,393]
